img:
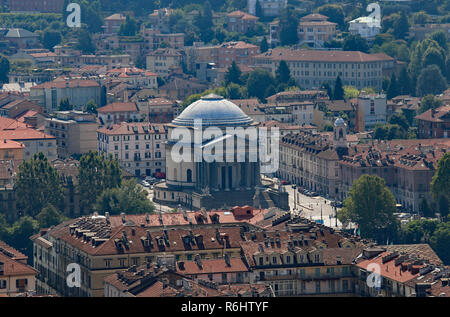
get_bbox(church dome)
[334,117,346,127]
[172,94,254,127]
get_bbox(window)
[343,280,349,292]
[105,259,111,268]
[315,281,321,293]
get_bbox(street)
[283,184,343,229]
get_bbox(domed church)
[153,94,289,210]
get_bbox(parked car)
[281,180,290,185]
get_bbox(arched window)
[187,169,192,183]
[339,129,343,139]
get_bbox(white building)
[356,93,387,131]
[349,17,381,40]
[97,122,167,177]
[248,0,287,17]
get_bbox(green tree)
[94,179,155,215]
[389,113,409,131]
[387,73,399,99]
[225,61,242,85]
[36,204,67,228]
[78,151,122,214]
[338,175,399,243]
[333,76,344,100]
[42,30,61,50]
[431,222,450,264]
[118,15,138,36]
[429,30,448,52]
[6,216,39,259]
[438,195,449,221]
[85,99,98,114]
[397,67,412,95]
[260,36,268,53]
[255,0,263,18]
[419,198,435,218]
[419,94,442,114]
[58,98,73,111]
[374,124,389,140]
[246,68,275,102]
[431,152,450,205]
[416,65,447,97]
[76,28,95,54]
[317,4,345,28]
[0,55,10,84]
[14,153,64,217]
[400,219,438,244]
[279,6,299,46]
[321,82,333,99]
[343,34,369,53]
[412,11,430,25]
[275,60,291,85]
[393,11,410,39]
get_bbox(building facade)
[254,49,394,90]
[97,122,167,177]
[29,79,102,113]
[45,111,99,158]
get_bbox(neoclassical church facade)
[153,94,288,210]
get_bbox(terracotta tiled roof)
[49,218,246,256]
[256,48,394,63]
[0,139,24,149]
[176,258,248,275]
[32,79,100,89]
[97,102,138,113]
[0,240,37,277]
[97,122,167,135]
[0,128,55,141]
[415,106,450,123]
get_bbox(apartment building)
[0,241,37,296]
[146,48,184,77]
[278,117,351,199]
[44,111,99,158]
[355,93,387,131]
[269,19,280,47]
[31,215,247,297]
[29,79,102,113]
[298,14,337,48]
[416,106,450,139]
[194,41,260,69]
[0,139,23,161]
[104,260,271,297]
[141,28,185,51]
[97,122,167,177]
[145,97,177,123]
[54,45,132,68]
[97,102,141,127]
[355,245,446,297]
[0,95,42,119]
[254,48,394,90]
[148,8,173,33]
[339,139,450,212]
[105,67,158,89]
[226,11,259,33]
[103,14,126,35]
[0,117,57,160]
